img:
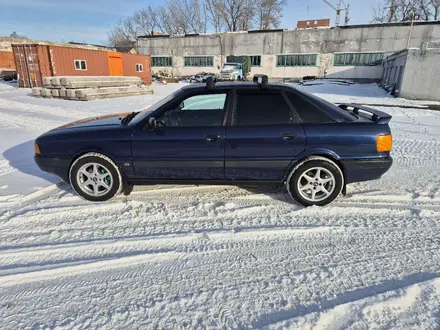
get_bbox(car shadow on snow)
[3,140,63,187]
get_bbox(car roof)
[181,82,355,122]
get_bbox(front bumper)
[341,157,393,184]
[34,155,71,183]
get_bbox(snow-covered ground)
[0,80,440,329]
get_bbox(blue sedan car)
[34,76,393,206]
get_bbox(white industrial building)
[137,21,440,82]
[381,42,440,101]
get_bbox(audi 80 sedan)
[34,75,393,206]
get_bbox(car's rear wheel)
[69,153,122,202]
[286,158,344,206]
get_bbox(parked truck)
[218,62,244,81]
[217,56,251,81]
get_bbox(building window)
[276,54,317,67]
[250,56,261,67]
[136,64,143,72]
[334,53,384,66]
[152,56,172,67]
[184,56,214,67]
[74,60,87,71]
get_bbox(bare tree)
[132,6,163,36]
[215,0,256,32]
[165,0,208,34]
[108,18,137,49]
[206,0,227,32]
[9,31,27,39]
[431,0,440,19]
[419,0,433,20]
[255,0,288,30]
[110,0,269,43]
[371,0,440,22]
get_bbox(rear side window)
[235,91,296,126]
[287,92,333,123]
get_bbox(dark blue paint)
[225,124,306,180]
[131,126,225,179]
[34,83,393,187]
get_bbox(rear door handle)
[205,134,220,142]
[283,133,296,141]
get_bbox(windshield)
[223,64,238,70]
[130,89,184,124]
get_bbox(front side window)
[235,91,295,126]
[157,93,227,127]
[74,60,87,71]
[136,63,143,72]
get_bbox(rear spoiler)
[338,104,392,124]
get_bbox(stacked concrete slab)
[32,76,153,101]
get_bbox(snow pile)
[1,81,440,329]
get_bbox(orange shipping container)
[12,44,152,87]
[0,51,15,70]
[122,53,152,84]
[13,44,49,87]
[49,46,109,76]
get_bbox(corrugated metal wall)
[0,51,15,70]
[50,46,109,76]
[12,44,152,87]
[122,53,152,84]
[13,44,45,88]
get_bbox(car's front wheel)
[69,153,122,202]
[286,157,344,206]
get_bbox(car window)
[157,93,227,127]
[181,94,226,110]
[235,91,296,126]
[286,91,333,123]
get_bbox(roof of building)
[0,37,115,52]
[137,20,440,40]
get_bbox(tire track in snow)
[1,227,440,329]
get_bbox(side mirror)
[147,117,157,131]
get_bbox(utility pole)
[407,10,415,49]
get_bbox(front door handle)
[205,134,220,142]
[283,133,296,141]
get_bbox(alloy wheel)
[76,162,113,197]
[297,167,336,202]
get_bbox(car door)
[131,90,230,180]
[225,89,306,180]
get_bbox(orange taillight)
[34,142,41,155]
[377,134,392,152]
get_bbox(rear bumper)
[34,155,71,183]
[341,157,393,184]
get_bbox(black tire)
[69,153,122,202]
[286,158,344,207]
